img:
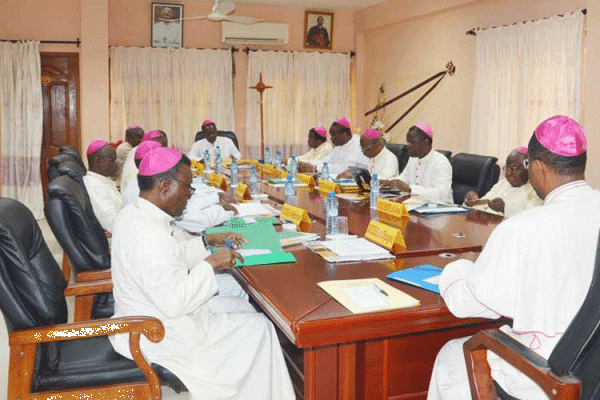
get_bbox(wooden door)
[40,53,80,201]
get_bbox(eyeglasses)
[171,178,195,198]
[361,142,379,152]
[523,159,529,169]
[502,165,523,173]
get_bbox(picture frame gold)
[304,11,334,50]
[151,3,183,48]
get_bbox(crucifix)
[249,73,272,158]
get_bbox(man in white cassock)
[427,115,600,400]
[383,123,453,203]
[300,118,368,178]
[296,125,333,166]
[464,147,542,217]
[360,128,398,179]
[82,140,122,233]
[121,130,169,191]
[189,119,241,161]
[109,147,295,400]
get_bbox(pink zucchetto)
[514,146,528,155]
[138,147,183,176]
[134,140,162,160]
[86,140,110,156]
[413,123,433,138]
[534,115,586,157]
[313,126,327,138]
[362,128,381,139]
[127,124,140,129]
[335,118,351,129]
[202,119,215,127]
[142,130,164,142]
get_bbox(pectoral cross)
[249,73,272,159]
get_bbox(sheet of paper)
[343,284,389,308]
[242,217,257,224]
[423,274,441,285]
[233,202,273,217]
[321,238,390,257]
[237,249,272,257]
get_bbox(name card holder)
[376,198,410,228]
[191,160,205,176]
[275,169,287,179]
[280,204,312,232]
[365,220,406,254]
[238,159,259,166]
[209,173,229,192]
[318,180,341,195]
[297,173,316,189]
[260,164,276,176]
[235,182,252,201]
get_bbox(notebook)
[386,265,443,293]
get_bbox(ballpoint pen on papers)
[224,238,235,249]
[372,282,389,297]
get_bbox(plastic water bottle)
[215,145,222,174]
[326,192,339,235]
[230,157,238,187]
[289,155,298,180]
[321,162,330,181]
[249,165,261,196]
[284,175,297,206]
[264,146,271,164]
[370,173,380,209]
[275,150,282,170]
[203,149,211,171]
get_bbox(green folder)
[205,222,296,267]
[222,216,282,228]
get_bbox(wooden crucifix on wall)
[249,73,273,158]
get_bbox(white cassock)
[397,150,452,203]
[109,198,295,400]
[428,181,600,400]
[116,141,133,167]
[152,21,181,47]
[297,141,333,165]
[82,171,122,232]
[318,135,369,176]
[368,147,399,179]
[120,146,139,190]
[471,179,543,218]
[189,137,241,160]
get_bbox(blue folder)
[386,265,443,293]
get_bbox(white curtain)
[246,50,350,159]
[470,11,584,159]
[110,46,234,153]
[0,41,44,219]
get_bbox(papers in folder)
[414,203,469,214]
[386,265,443,293]
[232,202,274,217]
[306,238,395,263]
[318,278,420,314]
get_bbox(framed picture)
[151,3,183,48]
[304,11,333,50]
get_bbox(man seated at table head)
[427,115,600,400]
[82,140,121,233]
[304,118,369,178]
[464,146,542,217]
[109,146,295,399]
[188,119,241,161]
[116,124,144,168]
[382,123,452,203]
[296,125,333,166]
[121,130,169,190]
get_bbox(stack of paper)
[306,238,394,263]
[232,202,276,217]
[414,203,469,214]
[278,231,320,247]
[318,278,420,314]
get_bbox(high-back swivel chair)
[194,130,240,150]
[450,153,499,204]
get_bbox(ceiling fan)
[183,0,264,25]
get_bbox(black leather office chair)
[44,174,114,320]
[0,197,188,399]
[59,144,86,167]
[48,153,87,183]
[450,153,499,204]
[194,130,240,150]
[437,150,452,162]
[57,160,87,182]
[464,232,600,400]
[385,143,409,174]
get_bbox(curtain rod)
[243,47,356,57]
[1,39,81,47]
[466,8,586,36]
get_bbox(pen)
[224,238,235,250]
[372,282,388,296]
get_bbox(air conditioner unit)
[221,22,289,45]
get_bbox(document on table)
[232,202,274,217]
[306,238,394,263]
[318,278,420,314]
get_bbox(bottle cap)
[329,192,335,199]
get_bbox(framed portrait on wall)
[304,11,333,50]
[151,3,183,48]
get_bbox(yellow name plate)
[209,173,229,192]
[235,182,252,201]
[297,173,316,189]
[238,159,259,166]
[190,160,205,175]
[280,204,312,232]
[318,180,341,195]
[365,220,406,254]
[376,198,410,228]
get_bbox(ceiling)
[134,0,391,10]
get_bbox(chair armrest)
[463,329,581,400]
[9,316,164,346]
[64,279,113,297]
[77,268,111,282]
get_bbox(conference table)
[226,171,506,399]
